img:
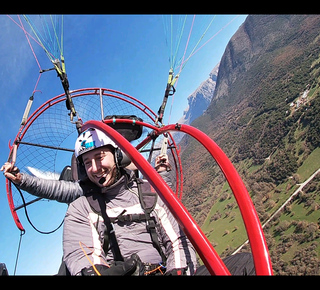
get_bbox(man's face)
[82,146,116,187]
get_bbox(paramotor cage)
[6,88,183,234]
[5,88,272,275]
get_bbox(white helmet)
[74,127,131,168]
[75,128,117,158]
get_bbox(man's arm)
[63,196,107,275]
[154,155,197,274]
[155,154,176,191]
[2,161,83,203]
[19,173,83,204]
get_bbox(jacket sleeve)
[155,197,198,275]
[18,173,83,204]
[63,196,107,275]
[158,170,175,191]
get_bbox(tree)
[294,220,308,233]
[267,199,276,210]
[267,149,298,184]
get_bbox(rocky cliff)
[178,63,219,125]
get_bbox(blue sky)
[0,14,247,275]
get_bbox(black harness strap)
[97,196,124,262]
[110,213,146,223]
[86,193,124,262]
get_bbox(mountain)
[178,63,219,125]
[179,15,320,275]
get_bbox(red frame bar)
[159,124,273,276]
[83,120,230,275]
[6,179,24,232]
[82,120,273,275]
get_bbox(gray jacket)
[19,171,197,275]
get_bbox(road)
[232,167,320,255]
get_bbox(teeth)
[96,171,108,179]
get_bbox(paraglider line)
[13,230,24,275]
[17,15,42,71]
[181,15,239,67]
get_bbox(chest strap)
[109,213,147,223]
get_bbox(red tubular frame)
[83,120,273,275]
[161,124,273,276]
[6,179,24,232]
[6,88,160,233]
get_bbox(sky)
[0,14,247,275]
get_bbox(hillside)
[179,15,320,275]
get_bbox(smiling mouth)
[96,172,108,185]
[92,165,117,187]
[95,171,109,180]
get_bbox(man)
[64,127,198,275]
[2,127,197,275]
[2,128,256,276]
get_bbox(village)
[287,84,311,115]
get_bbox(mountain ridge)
[178,63,219,125]
[179,15,320,275]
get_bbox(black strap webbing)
[96,195,124,262]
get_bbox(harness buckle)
[109,223,115,234]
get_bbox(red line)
[32,73,42,95]
[178,15,195,74]
[17,15,42,71]
[7,15,55,60]
[7,15,42,47]
[181,16,239,67]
